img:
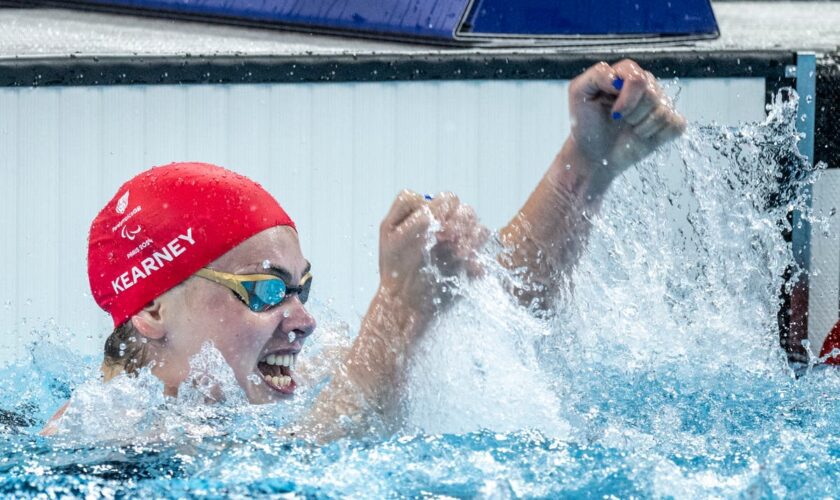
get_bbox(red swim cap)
[88,162,296,327]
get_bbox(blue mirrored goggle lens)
[254,279,287,312]
[241,276,311,312]
[243,279,286,312]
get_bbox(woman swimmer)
[43,59,685,439]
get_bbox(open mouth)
[257,352,298,395]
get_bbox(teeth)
[261,353,298,367]
[269,375,291,388]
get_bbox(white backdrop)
[809,169,840,352]
[0,77,769,364]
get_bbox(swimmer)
[42,59,685,439]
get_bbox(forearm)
[295,286,426,441]
[343,285,427,411]
[499,137,616,308]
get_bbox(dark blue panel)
[74,0,468,40]
[464,0,718,36]
[60,0,718,41]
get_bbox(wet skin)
[134,226,316,404]
[44,58,686,439]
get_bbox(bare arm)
[293,288,427,441]
[500,60,686,310]
[294,59,685,441]
[40,401,70,436]
[295,191,484,441]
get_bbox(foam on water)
[2,92,840,497]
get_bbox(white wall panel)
[17,89,60,350]
[58,87,105,352]
[0,77,767,365]
[141,86,188,167]
[0,89,19,359]
[809,169,840,353]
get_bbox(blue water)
[2,94,838,498]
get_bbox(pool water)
[2,94,839,498]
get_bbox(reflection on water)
[2,94,839,497]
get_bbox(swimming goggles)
[195,268,312,312]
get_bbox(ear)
[130,299,167,341]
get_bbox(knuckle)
[416,212,432,228]
[626,72,646,86]
[654,105,670,120]
[395,190,411,205]
[593,61,612,73]
[613,58,638,73]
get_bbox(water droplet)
[283,310,291,319]
[288,331,296,342]
[601,159,609,166]
[262,259,271,269]
[565,164,572,171]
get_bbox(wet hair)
[101,320,150,381]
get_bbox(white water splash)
[403,92,824,443]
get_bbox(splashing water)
[2,94,839,497]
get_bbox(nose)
[281,296,316,340]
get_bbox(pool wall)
[0,48,836,366]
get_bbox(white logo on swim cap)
[116,191,130,215]
[120,225,142,241]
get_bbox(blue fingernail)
[612,111,622,120]
[424,194,433,201]
[612,77,624,90]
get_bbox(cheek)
[202,308,279,366]
[176,284,281,364]
[175,289,247,350]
